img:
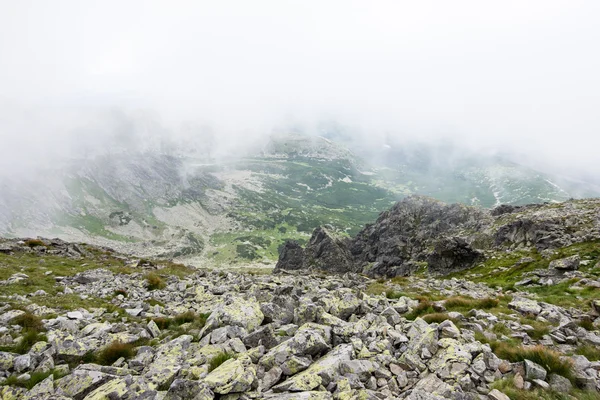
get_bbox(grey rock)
[488,389,510,400]
[549,255,580,271]
[548,373,572,392]
[13,354,31,373]
[524,359,547,381]
[165,379,214,400]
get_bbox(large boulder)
[508,297,542,316]
[549,255,580,271]
[144,335,192,389]
[202,296,264,335]
[260,324,332,372]
[204,354,256,394]
[272,344,353,392]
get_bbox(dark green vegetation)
[95,341,135,365]
[207,352,233,372]
[207,157,399,265]
[575,344,600,361]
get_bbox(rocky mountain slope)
[1,134,599,267]
[0,235,600,399]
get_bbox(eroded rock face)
[427,237,483,275]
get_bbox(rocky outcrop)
[276,227,357,274]
[276,196,600,277]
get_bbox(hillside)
[1,134,599,267]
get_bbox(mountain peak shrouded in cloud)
[1,1,600,179]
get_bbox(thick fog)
[1,1,600,180]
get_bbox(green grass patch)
[575,344,600,361]
[405,301,436,320]
[422,313,458,324]
[0,251,129,298]
[444,296,499,311]
[207,352,233,372]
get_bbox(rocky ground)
[0,237,599,399]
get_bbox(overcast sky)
[1,1,599,177]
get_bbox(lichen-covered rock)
[204,354,256,394]
[83,377,129,400]
[54,369,113,399]
[144,335,192,389]
[0,352,15,372]
[165,379,214,400]
[0,386,27,400]
[549,255,580,270]
[398,318,439,371]
[428,338,472,379]
[202,296,264,335]
[0,310,25,325]
[23,374,54,399]
[274,344,353,392]
[408,374,458,399]
[260,324,332,372]
[52,334,101,361]
[508,297,542,316]
[263,391,333,399]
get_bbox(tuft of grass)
[492,323,511,336]
[444,296,499,311]
[491,377,600,400]
[146,273,166,291]
[0,331,48,354]
[151,317,171,330]
[96,341,135,366]
[575,344,600,361]
[151,312,210,334]
[422,313,454,324]
[578,319,595,331]
[24,239,46,248]
[490,343,574,383]
[405,300,436,320]
[365,282,388,296]
[172,311,196,325]
[207,352,233,372]
[519,317,551,340]
[147,298,165,307]
[385,289,406,299]
[12,312,45,332]
[159,261,195,278]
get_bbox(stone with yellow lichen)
[204,354,256,394]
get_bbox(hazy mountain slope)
[1,133,598,266]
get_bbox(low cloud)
[1,1,599,181]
